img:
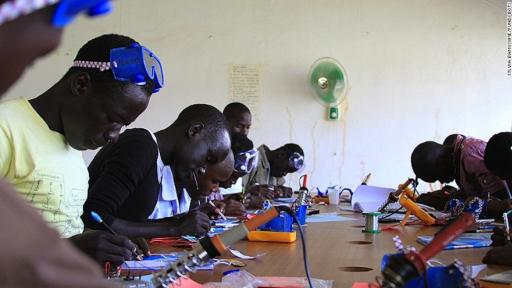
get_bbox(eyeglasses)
[72,43,164,93]
[234,149,258,174]
[0,0,112,27]
[288,152,304,172]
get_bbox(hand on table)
[131,237,150,256]
[196,200,226,220]
[275,186,293,198]
[483,243,512,265]
[69,230,137,266]
[485,198,512,219]
[222,199,246,217]
[491,227,511,247]
[247,184,276,199]
[244,194,267,209]
[178,210,211,237]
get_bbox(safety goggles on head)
[288,152,304,172]
[72,43,164,93]
[234,148,258,174]
[0,0,112,27]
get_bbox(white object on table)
[351,185,395,213]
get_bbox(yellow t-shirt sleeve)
[0,122,13,178]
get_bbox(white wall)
[4,0,511,192]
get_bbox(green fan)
[308,57,348,120]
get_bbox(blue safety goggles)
[234,149,258,174]
[72,43,164,93]
[0,0,112,27]
[288,152,304,172]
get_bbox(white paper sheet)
[351,185,395,213]
[228,248,266,260]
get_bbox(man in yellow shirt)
[0,33,163,265]
[0,98,89,237]
[0,0,133,286]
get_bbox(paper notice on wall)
[229,64,261,125]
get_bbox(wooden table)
[150,205,507,288]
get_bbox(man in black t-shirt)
[82,104,231,238]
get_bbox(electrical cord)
[291,212,314,288]
[379,205,404,220]
[423,271,429,288]
[379,178,420,222]
[267,206,314,287]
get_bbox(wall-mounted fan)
[308,57,348,120]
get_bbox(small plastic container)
[247,230,297,243]
[259,211,294,232]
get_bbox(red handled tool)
[381,212,475,288]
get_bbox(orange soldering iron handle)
[403,186,417,201]
[399,193,436,225]
[245,207,280,231]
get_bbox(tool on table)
[380,212,476,288]
[399,191,436,226]
[378,178,416,213]
[152,205,314,288]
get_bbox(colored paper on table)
[209,227,230,236]
[120,253,214,271]
[171,277,204,288]
[150,237,194,247]
[416,233,492,250]
[257,277,333,288]
[208,218,240,236]
[352,283,378,288]
[211,218,240,228]
[306,212,356,223]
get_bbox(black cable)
[423,271,429,288]
[291,212,314,288]
[379,205,404,220]
[380,178,420,221]
[412,177,419,198]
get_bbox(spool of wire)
[363,212,381,234]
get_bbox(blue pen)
[91,211,118,235]
[91,211,141,259]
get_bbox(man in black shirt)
[223,102,251,136]
[482,132,512,265]
[82,104,231,238]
